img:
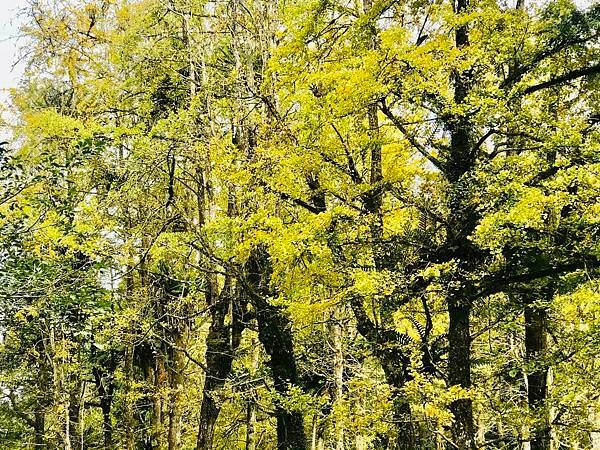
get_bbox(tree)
[1,0,599,449]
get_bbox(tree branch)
[379,100,445,172]
[475,258,598,301]
[523,63,600,95]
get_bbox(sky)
[0,0,593,105]
[0,0,27,140]
[0,0,27,98]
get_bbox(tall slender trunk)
[196,387,220,450]
[196,292,231,450]
[33,359,49,450]
[122,265,137,450]
[445,0,477,445]
[196,305,244,450]
[393,401,418,450]
[152,355,167,449]
[448,297,476,450]
[349,288,420,450]
[310,414,325,450]
[167,379,182,450]
[34,406,45,449]
[196,275,244,450]
[525,297,550,450]
[124,344,136,450]
[245,250,307,450]
[47,325,72,450]
[246,336,259,450]
[92,366,115,450]
[68,378,83,450]
[193,0,250,431]
[91,359,115,449]
[99,393,113,449]
[246,401,257,450]
[520,115,557,450]
[167,324,187,450]
[331,308,344,450]
[354,396,368,450]
[257,303,307,450]
[361,0,383,262]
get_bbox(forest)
[0,0,599,449]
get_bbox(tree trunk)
[124,344,136,450]
[195,297,229,450]
[263,312,307,450]
[392,400,418,450]
[525,298,549,450]
[448,297,476,450]
[246,250,307,450]
[154,356,168,449]
[349,294,419,449]
[93,360,116,449]
[34,361,49,450]
[34,406,45,449]
[246,401,257,450]
[48,325,72,450]
[168,332,186,450]
[310,414,325,450]
[331,309,345,450]
[196,276,244,450]
[358,2,421,448]
[100,396,112,449]
[197,389,220,450]
[68,380,83,450]
[445,0,477,445]
[246,335,259,450]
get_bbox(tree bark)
[168,331,186,450]
[348,291,419,450]
[93,365,115,449]
[196,276,244,450]
[246,335,259,450]
[154,355,168,449]
[445,0,477,446]
[245,250,307,450]
[68,378,83,450]
[246,401,257,450]
[197,388,220,450]
[256,302,307,450]
[525,296,550,450]
[34,406,45,449]
[195,294,230,450]
[331,308,345,450]
[48,325,72,450]
[357,2,421,448]
[124,344,136,450]
[100,395,113,449]
[310,414,321,450]
[448,297,476,450]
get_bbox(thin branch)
[379,100,445,172]
[331,123,362,183]
[523,63,600,95]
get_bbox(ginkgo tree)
[0,0,599,449]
